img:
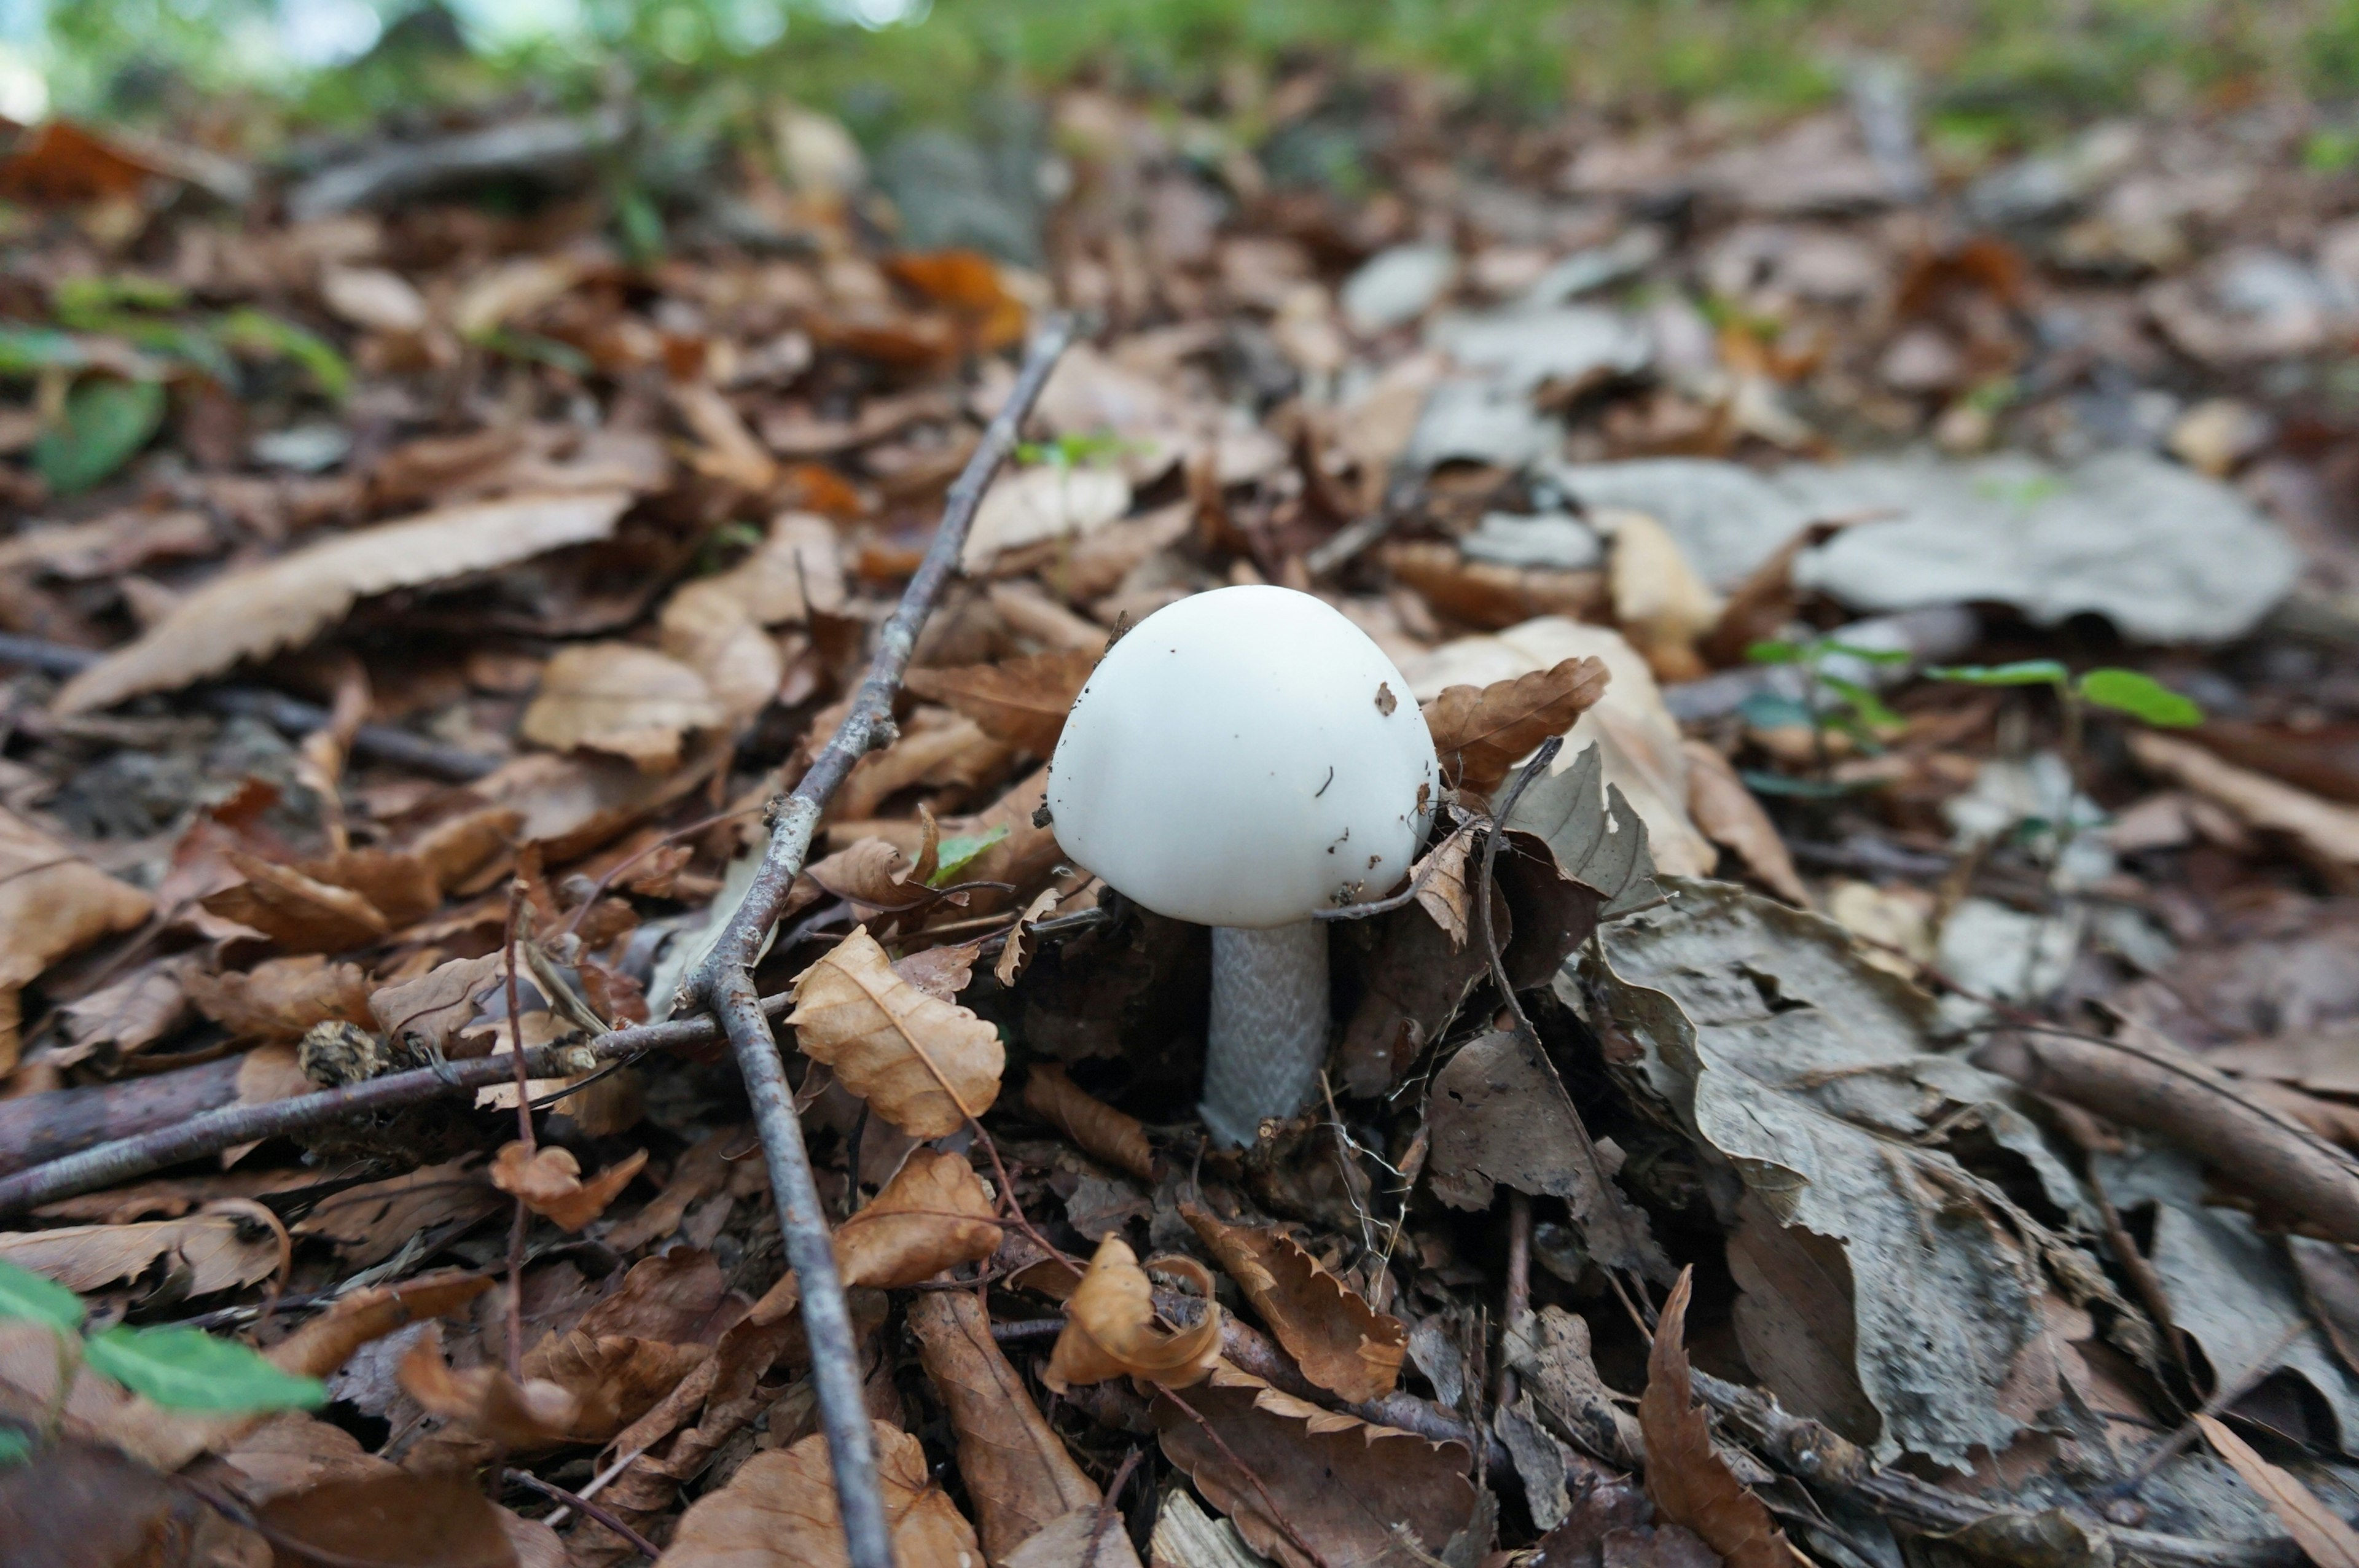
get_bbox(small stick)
[1498,1188,1530,1410]
[502,880,534,1378]
[1162,1388,1334,1568]
[2113,1319,2309,1495]
[506,1467,665,1560]
[1082,1448,1143,1567]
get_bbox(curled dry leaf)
[1181,1203,1407,1404]
[910,1289,1111,1562]
[1595,508,1723,684]
[1023,1063,1156,1182]
[57,954,194,1064]
[906,647,1099,756]
[369,951,506,1053]
[1410,824,1475,950]
[1045,1234,1223,1392]
[489,1142,650,1231]
[201,852,389,953]
[1153,1360,1479,1568]
[0,806,154,1072]
[807,838,940,922]
[269,1272,495,1379]
[786,924,1005,1138]
[53,490,636,714]
[0,1211,280,1297]
[521,642,724,773]
[1422,654,1610,794]
[2197,1413,2359,1568]
[397,1320,580,1448]
[184,954,374,1040]
[661,1418,982,1568]
[895,938,984,1003]
[1637,1270,1798,1568]
[996,886,1062,988]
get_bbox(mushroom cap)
[1046,585,1439,929]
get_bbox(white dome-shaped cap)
[1046,585,1439,929]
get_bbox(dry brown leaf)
[235,1040,315,1110]
[1422,655,1610,794]
[1638,1269,1799,1568]
[54,955,194,1067]
[1595,508,1724,684]
[673,380,781,491]
[291,1159,503,1267]
[1383,540,1607,630]
[1153,1360,1479,1568]
[2132,730,2359,881]
[1046,1234,1223,1392]
[807,838,939,922]
[1022,1063,1156,1182]
[835,1147,1001,1290]
[397,1321,580,1447]
[2197,1415,2359,1568]
[787,924,1004,1137]
[964,464,1132,568]
[0,808,154,1072]
[489,1142,650,1231]
[896,938,984,1002]
[184,954,374,1040]
[369,952,506,1053]
[906,649,1098,756]
[295,848,443,929]
[1697,521,1850,669]
[910,1289,1108,1562]
[605,1123,749,1253]
[54,491,636,714]
[0,1211,279,1297]
[837,707,1013,822]
[1410,826,1475,950]
[259,1471,522,1568]
[662,1418,982,1568]
[1680,740,1809,906]
[1182,1203,1407,1404]
[201,851,389,953]
[273,1272,496,1379]
[518,1329,709,1444]
[995,887,1062,988]
[521,642,723,772]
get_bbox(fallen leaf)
[660,1418,982,1568]
[655,515,845,722]
[272,1272,496,1378]
[1638,1270,1797,1568]
[1697,521,1850,669]
[1154,1360,1478,1568]
[1046,1234,1223,1392]
[1422,655,1610,794]
[521,642,723,772]
[200,852,389,953]
[517,1327,709,1445]
[1409,826,1475,950]
[1022,1063,1156,1182]
[907,649,1099,755]
[291,1160,503,1267]
[996,886,1062,988]
[786,924,1006,1137]
[320,264,430,333]
[368,952,506,1054]
[910,1289,1110,1561]
[1003,1505,1148,1568]
[2132,729,2359,883]
[57,954,195,1064]
[2197,1414,2359,1567]
[0,807,154,1072]
[1595,509,1724,682]
[260,1470,520,1568]
[0,119,161,204]
[53,490,636,714]
[1337,873,1506,1098]
[604,1124,749,1253]
[184,954,374,1040]
[0,1211,279,1296]
[1383,541,1608,630]
[833,1147,1001,1292]
[294,848,443,930]
[964,464,1132,569]
[1182,1203,1407,1403]
[806,838,941,923]
[1680,739,1809,905]
[0,1439,203,1568]
[673,380,780,491]
[490,1142,650,1231]
[397,1321,579,1447]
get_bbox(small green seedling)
[0,1257,324,1463]
[1925,661,2204,728]
[930,825,1011,886]
[1015,431,1133,470]
[1742,636,1914,794]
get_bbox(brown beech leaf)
[835,1147,1001,1290]
[369,952,506,1053]
[0,807,154,1072]
[906,648,1098,755]
[0,1211,278,1296]
[397,1321,580,1447]
[910,1289,1111,1562]
[1422,655,1610,794]
[1046,1234,1223,1392]
[520,642,723,773]
[1681,740,1808,906]
[662,1418,981,1568]
[786,924,1004,1137]
[894,939,983,1002]
[1023,1063,1156,1181]
[2198,1415,2359,1568]
[0,1439,205,1568]
[488,1142,649,1231]
[294,848,444,930]
[1153,1360,1479,1568]
[55,490,636,714]
[57,954,194,1064]
[807,838,938,920]
[1638,1269,1798,1568]
[262,1472,520,1568]
[272,1272,495,1379]
[1410,825,1475,950]
[1182,1203,1407,1403]
[184,954,374,1040]
[995,886,1061,988]
[201,851,389,953]
[292,1160,503,1268]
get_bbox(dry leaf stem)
[506,1465,664,1559]
[503,878,533,1378]
[673,315,1074,1568]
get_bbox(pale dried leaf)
[1183,1203,1406,1403]
[1638,1270,1798,1568]
[54,491,636,713]
[808,838,937,919]
[58,954,194,1063]
[201,852,389,953]
[786,925,1004,1137]
[1023,1062,1156,1182]
[489,1142,650,1231]
[1680,739,1809,905]
[894,939,983,1002]
[319,265,429,333]
[2132,730,2359,873]
[1046,1234,1223,1392]
[522,642,723,772]
[1421,655,1610,794]
[2197,1414,2359,1568]
[964,464,1132,568]
[907,649,1098,755]
[1596,508,1723,683]
[397,1321,579,1447]
[185,954,373,1040]
[0,1212,278,1296]
[1004,1505,1147,1568]
[660,1418,982,1568]
[369,952,506,1053]
[996,887,1062,988]
[834,1146,1001,1291]
[291,1160,503,1266]
[1410,827,1474,950]
[0,808,153,1072]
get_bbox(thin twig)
[507,1466,665,1560]
[503,880,533,1379]
[1311,819,1478,922]
[671,316,1075,1568]
[1084,1448,1143,1567]
[1162,1388,1335,1568]
[2113,1319,2309,1495]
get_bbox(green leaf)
[1817,641,1914,667]
[1926,660,2070,688]
[53,274,187,328]
[1737,692,1816,730]
[616,185,666,265]
[1739,769,1877,800]
[1818,674,1904,733]
[930,825,1011,886]
[33,377,166,496]
[0,1258,84,1335]
[0,1427,30,1467]
[2076,668,2203,728]
[217,308,353,401]
[475,329,593,376]
[82,1325,326,1413]
[1744,639,1805,666]
[0,325,88,375]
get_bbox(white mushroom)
[1046,585,1438,1146]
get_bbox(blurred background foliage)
[6,0,2359,159]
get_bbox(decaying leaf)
[1182,1203,1407,1403]
[291,1159,504,1268]
[1410,825,1475,950]
[521,642,724,771]
[1638,1270,1798,1568]
[964,463,1132,568]
[996,886,1062,988]
[2197,1414,2359,1568]
[1421,654,1610,794]
[661,1418,982,1568]
[1501,741,1661,919]
[201,851,389,953]
[1595,509,1723,683]
[259,1471,522,1568]
[786,924,1005,1137]
[397,1321,580,1447]
[1046,1234,1223,1392]
[807,837,941,923]
[1153,1360,1479,1568]
[0,807,154,1073]
[489,1142,650,1231]
[835,1146,1001,1290]
[1680,739,1809,905]
[0,1211,280,1297]
[369,952,506,1054]
[57,954,195,1064]
[1023,1062,1157,1181]
[184,954,374,1040]
[53,490,637,714]
[907,648,1099,755]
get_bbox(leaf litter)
[4,47,2359,1568]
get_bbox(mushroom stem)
[1200,921,1330,1148]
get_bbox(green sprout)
[1741,636,1914,795]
